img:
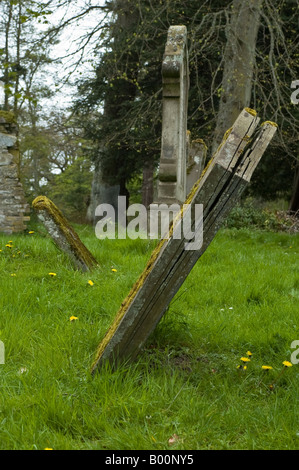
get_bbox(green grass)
[0,223,298,450]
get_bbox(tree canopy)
[1,0,298,218]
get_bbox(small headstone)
[33,195,98,272]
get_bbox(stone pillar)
[0,111,30,233]
[157,25,189,205]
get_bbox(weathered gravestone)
[151,26,206,236]
[33,195,98,272]
[91,109,277,372]
[90,26,277,373]
[0,112,30,233]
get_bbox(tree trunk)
[142,161,154,208]
[289,164,299,214]
[86,0,139,223]
[212,0,263,153]
[13,1,22,116]
[4,1,13,111]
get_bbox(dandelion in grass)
[269,360,293,391]
[88,280,94,286]
[237,356,250,371]
[69,316,78,322]
[111,268,117,272]
[10,273,16,277]
[240,357,250,363]
[28,231,35,234]
[5,244,12,248]
[44,448,53,450]
[262,365,273,371]
[48,272,57,277]
[246,351,252,358]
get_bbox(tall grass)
[0,224,298,450]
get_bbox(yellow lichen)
[261,121,278,127]
[244,107,257,116]
[91,235,167,370]
[192,138,208,150]
[32,196,98,270]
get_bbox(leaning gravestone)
[33,195,98,272]
[90,25,278,373]
[0,112,30,233]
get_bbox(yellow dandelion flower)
[87,280,94,286]
[262,365,273,370]
[5,244,12,248]
[10,273,16,277]
[240,357,250,363]
[246,351,252,357]
[282,360,292,368]
[44,448,53,450]
[69,316,78,322]
[48,272,57,277]
[111,268,117,272]
[28,231,35,234]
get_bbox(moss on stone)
[33,195,98,271]
[192,138,208,150]
[244,107,257,116]
[261,121,278,127]
[0,111,17,124]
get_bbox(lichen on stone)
[0,111,17,124]
[33,195,98,271]
[244,107,257,116]
[261,121,278,127]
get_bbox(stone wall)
[0,111,29,233]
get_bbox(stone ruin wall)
[0,112,29,233]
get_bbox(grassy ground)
[0,222,298,450]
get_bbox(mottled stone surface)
[33,195,98,272]
[0,112,30,233]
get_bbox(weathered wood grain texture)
[32,196,98,272]
[91,109,277,372]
